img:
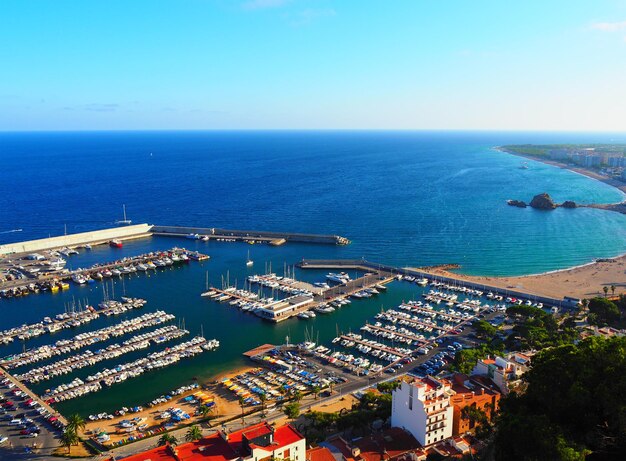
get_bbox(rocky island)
[507,193,577,210]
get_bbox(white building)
[471,353,530,394]
[391,376,454,446]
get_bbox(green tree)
[291,390,303,402]
[376,380,400,394]
[198,403,213,419]
[157,433,178,447]
[311,385,321,400]
[60,429,78,454]
[238,396,246,423]
[185,425,203,442]
[66,413,86,435]
[284,402,301,420]
[461,405,488,427]
[494,337,626,460]
[587,297,620,326]
[473,319,497,339]
[259,392,268,416]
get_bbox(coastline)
[414,253,626,300]
[494,146,626,211]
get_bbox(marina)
[0,297,146,344]
[0,247,208,297]
[42,336,220,403]
[1,309,174,369]
[0,229,577,427]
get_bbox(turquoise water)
[0,131,626,415]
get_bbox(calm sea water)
[1,131,626,415]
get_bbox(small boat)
[115,204,132,225]
[109,239,123,248]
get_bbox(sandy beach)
[413,254,626,301]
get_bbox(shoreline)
[414,253,626,300]
[494,146,626,211]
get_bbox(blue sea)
[1,131,626,416]
[1,131,626,275]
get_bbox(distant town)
[501,144,626,182]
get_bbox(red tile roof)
[121,423,303,461]
[307,446,337,461]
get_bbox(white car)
[0,435,8,444]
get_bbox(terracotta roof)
[325,428,424,461]
[121,423,303,461]
[307,446,337,461]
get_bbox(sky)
[2,0,626,131]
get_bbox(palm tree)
[66,414,86,435]
[292,390,302,402]
[61,429,78,454]
[611,285,616,296]
[259,392,268,416]
[198,404,213,419]
[185,425,203,442]
[603,286,609,297]
[312,385,321,400]
[157,433,179,447]
[238,396,246,423]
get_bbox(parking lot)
[0,371,63,459]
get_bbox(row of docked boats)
[1,310,174,369]
[42,336,219,403]
[0,280,70,298]
[15,325,187,384]
[0,305,98,344]
[247,274,314,297]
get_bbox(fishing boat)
[109,239,123,248]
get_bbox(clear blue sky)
[2,0,626,131]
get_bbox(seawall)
[0,224,153,255]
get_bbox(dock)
[0,248,209,295]
[151,225,350,246]
[363,323,428,345]
[298,258,573,308]
[338,334,410,358]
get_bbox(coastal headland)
[496,145,626,214]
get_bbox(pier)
[338,334,410,358]
[151,225,350,245]
[298,258,572,308]
[0,298,146,344]
[363,323,427,345]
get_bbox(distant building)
[608,156,626,167]
[121,422,306,461]
[391,376,454,446]
[549,149,569,160]
[449,374,501,436]
[471,353,531,394]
